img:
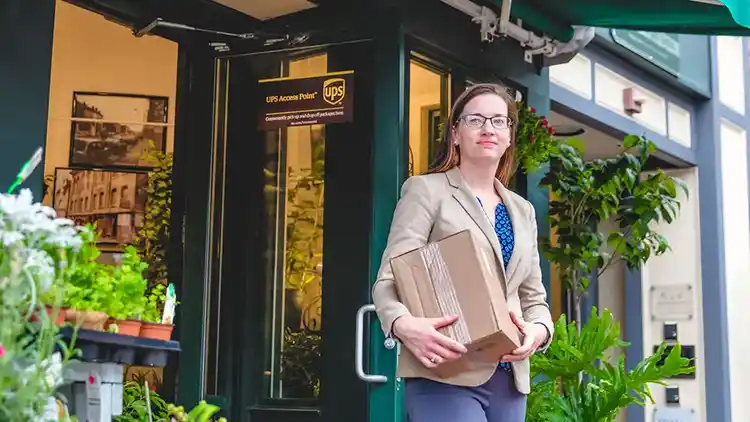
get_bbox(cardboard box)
[391,230,521,375]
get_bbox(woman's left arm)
[518,200,554,352]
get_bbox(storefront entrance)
[187,39,403,422]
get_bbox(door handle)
[355,304,388,383]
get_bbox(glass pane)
[262,53,326,402]
[408,59,450,175]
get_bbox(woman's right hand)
[392,314,468,369]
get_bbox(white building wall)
[641,168,705,422]
[719,120,750,422]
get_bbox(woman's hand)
[500,311,548,363]
[392,314,468,369]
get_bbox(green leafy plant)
[142,283,167,323]
[131,144,174,325]
[166,401,226,422]
[105,246,149,321]
[59,227,114,313]
[539,135,686,324]
[515,103,558,173]
[132,144,173,288]
[526,308,695,422]
[515,106,687,324]
[114,380,169,422]
[115,381,226,422]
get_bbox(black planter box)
[58,327,180,367]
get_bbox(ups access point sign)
[258,70,354,130]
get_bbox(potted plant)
[139,283,177,341]
[104,246,149,336]
[59,228,113,331]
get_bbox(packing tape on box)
[420,243,472,344]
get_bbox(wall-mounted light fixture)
[623,87,645,115]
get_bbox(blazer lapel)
[445,168,507,282]
[495,179,525,282]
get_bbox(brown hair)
[426,83,519,186]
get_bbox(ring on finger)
[429,355,439,364]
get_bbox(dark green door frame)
[368,13,408,422]
[172,41,222,410]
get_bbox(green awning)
[499,0,750,42]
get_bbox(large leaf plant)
[526,308,694,422]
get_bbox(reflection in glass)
[263,53,326,402]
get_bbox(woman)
[372,83,553,422]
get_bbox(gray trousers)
[404,368,527,422]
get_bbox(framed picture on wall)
[52,167,149,251]
[69,92,168,169]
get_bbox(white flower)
[0,189,84,251]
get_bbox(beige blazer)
[372,167,553,394]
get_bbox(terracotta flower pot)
[30,306,66,326]
[65,309,109,331]
[47,306,67,326]
[109,319,143,337]
[139,322,174,341]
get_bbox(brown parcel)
[391,229,522,378]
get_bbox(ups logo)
[323,78,346,106]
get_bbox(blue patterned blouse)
[478,197,515,372]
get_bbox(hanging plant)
[514,103,560,175]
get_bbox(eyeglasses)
[457,114,513,130]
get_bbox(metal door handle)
[355,304,388,383]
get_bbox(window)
[408,57,451,175]
[262,53,327,402]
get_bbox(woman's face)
[452,93,512,163]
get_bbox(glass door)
[201,40,396,422]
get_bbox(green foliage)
[116,382,226,422]
[105,246,149,321]
[265,136,325,293]
[264,130,325,399]
[59,230,149,320]
[513,107,691,420]
[515,116,687,322]
[538,135,687,319]
[132,144,173,289]
[526,309,695,422]
[142,283,167,323]
[59,227,113,313]
[515,103,558,173]
[280,328,322,398]
[114,381,169,422]
[131,144,173,325]
[167,401,226,422]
